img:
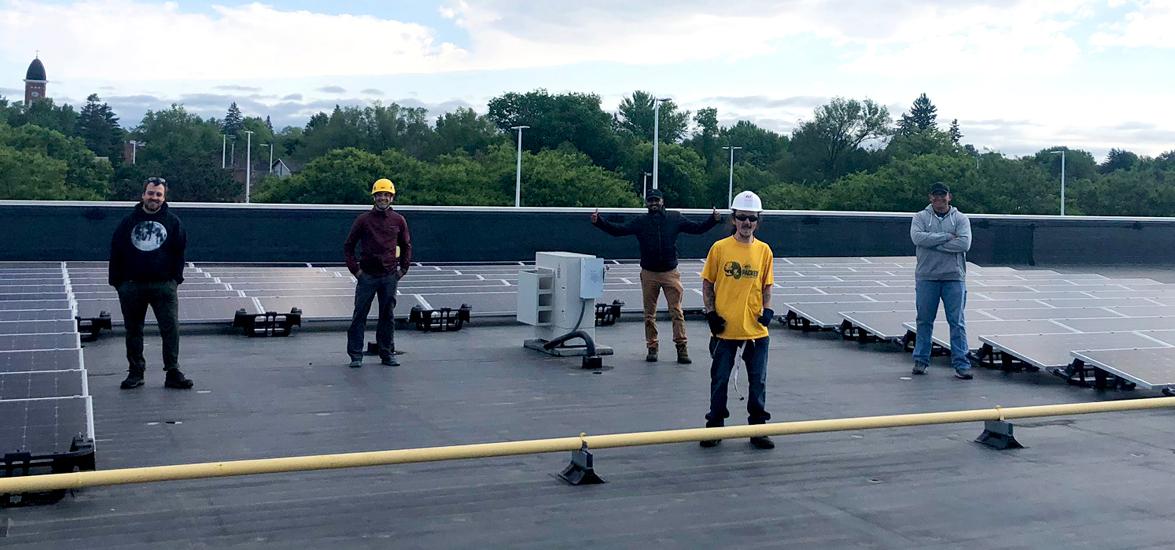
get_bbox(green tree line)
[1,90,1173,216]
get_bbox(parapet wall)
[3,201,1173,266]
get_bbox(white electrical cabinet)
[518,252,612,356]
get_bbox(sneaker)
[646,348,658,362]
[348,359,363,368]
[749,436,775,450]
[912,362,929,375]
[699,439,721,448]
[380,356,400,367]
[119,373,144,390]
[163,369,194,390]
[676,345,692,365]
[954,368,974,380]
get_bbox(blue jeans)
[913,280,969,371]
[347,271,399,361]
[706,336,771,426]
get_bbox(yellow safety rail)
[3,397,1173,494]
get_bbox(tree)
[126,105,238,201]
[616,90,689,143]
[896,93,938,135]
[429,107,502,158]
[486,89,622,169]
[786,97,890,183]
[255,147,386,204]
[687,107,721,173]
[7,98,78,136]
[0,121,111,199]
[1099,148,1139,174]
[948,119,962,144]
[222,102,245,136]
[77,94,125,166]
[0,145,71,199]
[1031,147,1097,182]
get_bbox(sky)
[2,0,1174,161]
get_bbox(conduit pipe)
[3,397,1174,494]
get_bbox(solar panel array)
[0,263,95,464]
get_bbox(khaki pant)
[639,268,687,350]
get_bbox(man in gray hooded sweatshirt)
[910,182,973,379]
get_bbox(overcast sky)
[2,0,1173,161]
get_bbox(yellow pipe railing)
[3,397,1173,494]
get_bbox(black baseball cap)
[929,182,950,195]
[645,189,664,201]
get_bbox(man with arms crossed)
[910,181,973,380]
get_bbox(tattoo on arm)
[762,285,772,308]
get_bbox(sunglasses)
[733,214,759,222]
[145,177,167,185]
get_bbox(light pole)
[642,171,651,198]
[243,130,254,203]
[222,134,228,169]
[128,140,144,165]
[722,145,742,208]
[652,97,670,191]
[259,143,273,174]
[510,125,529,207]
[1049,148,1066,215]
[229,137,236,167]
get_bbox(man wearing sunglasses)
[910,182,973,380]
[109,176,194,390]
[592,189,721,364]
[699,190,775,449]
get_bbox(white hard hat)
[730,190,763,213]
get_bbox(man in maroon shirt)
[344,178,412,367]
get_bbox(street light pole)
[722,145,742,208]
[1050,149,1066,216]
[128,140,143,165]
[222,135,227,169]
[652,97,669,191]
[642,172,651,198]
[510,125,529,207]
[259,143,273,175]
[243,130,254,203]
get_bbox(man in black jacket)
[108,177,193,390]
[592,189,721,363]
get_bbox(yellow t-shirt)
[701,236,774,340]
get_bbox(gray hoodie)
[910,204,971,281]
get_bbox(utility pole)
[722,145,742,208]
[510,125,529,207]
[243,130,254,203]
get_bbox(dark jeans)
[347,271,399,360]
[117,280,180,374]
[706,336,771,426]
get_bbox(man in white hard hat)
[591,189,721,364]
[910,181,973,379]
[343,178,412,368]
[698,190,775,450]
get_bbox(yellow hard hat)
[371,178,396,195]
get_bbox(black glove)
[705,311,726,335]
[758,307,775,327]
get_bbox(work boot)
[646,347,658,362]
[700,421,722,447]
[163,368,194,389]
[912,362,929,375]
[749,436,775,450]
[120,371,144,390]
[676,345,692,365]
[348,358,363,368]
[380,356,400,367]
[954,368,974,380]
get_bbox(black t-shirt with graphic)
[108,202,188,287]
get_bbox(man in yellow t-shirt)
[699,190,775,450]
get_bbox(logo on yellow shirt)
[723,261,759,280]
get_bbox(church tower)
[24,56,47,104]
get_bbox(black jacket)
[108,202,187,287]
[593,210,720,272]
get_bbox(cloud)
[0,0,469,80]
[216,85,263,92]
[702,95,827,110]
[0,87,20,96]
[361,88,384,96]
[281,93,303,101]
[318,86,347,94]
[1092,1,1175,48]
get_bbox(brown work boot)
[676,344,691,364]
[646,347,658,362]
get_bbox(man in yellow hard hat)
[343,178,412,368]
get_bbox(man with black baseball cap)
[910,181,973,379]
[592,189,721,363]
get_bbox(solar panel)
[975,307,1121,320]
[0,309,74,322]
[1051,316,1175,333]
[0,332,80,351]
[0,348,84,374]
[0,370,86,400]
[904,319,1078,351]
[255,295,424,321]
[1071,347,1175,390]
[979,331,1172,369]
[0,319,77,335]
[0,396,92,455]
[0,299,72,311]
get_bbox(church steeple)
[24,54,47,104]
